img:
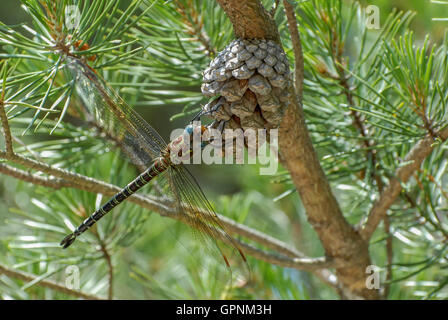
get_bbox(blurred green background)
[0,0,447,300]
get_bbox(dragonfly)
[59,56,247,270]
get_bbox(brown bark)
[215,0,378,299]
[215,0,280,41]
[283,0,303,97]
[280,87,376,299]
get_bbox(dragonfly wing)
[166,164,248,270]
[64,56,167,165]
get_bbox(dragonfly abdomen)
[60,159,169,248]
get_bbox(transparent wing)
[166,164,248,272]
[64,56,167,165]
[64,56,248,278]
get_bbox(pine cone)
[201,39,292,131]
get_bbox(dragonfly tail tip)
[60,233,76,249]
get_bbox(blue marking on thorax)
[184,124,194,135]
[184,124,208,150]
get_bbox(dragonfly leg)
[190,108,206,122]
[204,120,228,149]
[191,98,227,122]
[215,120,226,135]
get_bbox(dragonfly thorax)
[164,124,209,165]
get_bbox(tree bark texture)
[215,0,378,299]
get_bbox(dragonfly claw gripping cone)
[201,38,293,130]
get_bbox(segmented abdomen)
[73,158,169,236]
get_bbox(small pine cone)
[261,109,284,127]
[240,110,265,130]
[201,81,224,97]
[220,79,248,102]
[201,38,292,134]
[269,74,288,89]
[248,74,272,95]
[230,90,257,119]
[232,64,256,79]
[223,117,241,130]
[256,93,281,112]
[203,97,232,121]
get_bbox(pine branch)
[214,0,378,299]
[0,100,13,156]
[383,214,393,299]
[189,215,336,271]
[0,163,71,189]
[0,151,335,275]
[218,214,306,258]
[215,0,280,41]
[0,264,102,300]
[98,241,114,300]
[360,126,448,240]
[175,0,216,56]
[334,50,393,298]
[236,244,334,271]
[313,6,394,297]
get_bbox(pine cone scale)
[201,38,292,131]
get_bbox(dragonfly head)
[184,124,194,135]
[184,123,208,148]
[184,123,207,135]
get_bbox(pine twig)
[360,126,448,240]
[175,0,216,57]
[383,214,393,299]
[283,0,304,97]
[319,13,394,297]
[99,242,114,300]
[234,242,334,271]
[0,100,14,156]
[218,214,305,258]
[0,163,71,189]
[270,0,281,16]
[181,212,336,271]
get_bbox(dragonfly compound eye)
[184,124,194,135]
